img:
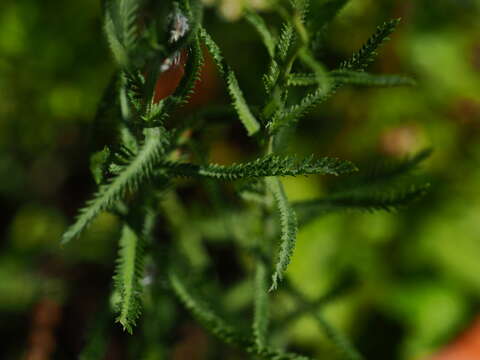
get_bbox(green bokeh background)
[1,0,480,359]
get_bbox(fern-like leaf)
[288,71,415,87]
[341,19,400,71]
[268,85,338,133]
[266,177,298,291]
[294,183,430,226]
[114,223,145,333]
[286,281,364,360]
[331,70,416,87]
[309,0,350,29]
[263,59,280,95]
[199,27,225,75]
[277,23,294,62]
[160,155,356,180]
[104,0,140,66]
[169,269,315,360]
[336,149,432,192]
[245,11,276,57]
[61,128,169,244]
[227,70,261,136]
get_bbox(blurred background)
[1,0,480,359]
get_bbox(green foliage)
[277,23,295,62]
[268,85,336,133]
[266,176,298,291]
[62,128,168,244]
[227,70,261,136]
[294,150,431,225]
[160,155,356,180]
[288,71,416,87]
[113,223,145,333]
[104,0,140,66]
[341,19,401,71]
[199,26,225,74]
[59,0,429,357]
[245,11,276,57]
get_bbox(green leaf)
[266,177,298,291]
[286,282,364,360]
[263,59,280,94]
[331,70,416,87]
[114,223,145,333]
[268,85,338,133]
[341,19,401,71]
[277,23,294,62]
[61,128,169,245]
[199,27,225,75]
[294,183,430,226]
[161,155,356,180]
[90,147,111,185]
[309,0,350,29]
[288,71,416,87]
[227,70,261,136]
[169,269,315,360]
[104,0,140,66]
[245,11,276,57]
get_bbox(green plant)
[65,0,430,358]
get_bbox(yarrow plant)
[69,0,430,358]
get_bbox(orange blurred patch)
[428,317,480,360]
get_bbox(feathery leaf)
[169,269,315,360]
[199,27,225,75]
[277,23,294,62]
[331,70,416,87]
[245,11,276,57]
[288,71,415,87]
[160,155,356,180]
[114,223,145,333]
[294,183,430,226]
[263,59,280,95]
[309,0,350,29]
[227,70,261,136]
[268,85,338,133]
[61,128,169,244]
[266,177,298,291]
[104,0,140,66]
[341,19,401,71]
[286,282,364,360]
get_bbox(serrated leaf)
[288,71,416,87]
[268,85,338,133]
[294,183,430,226]
[266,177,298,291]
[104,0,140,66]
[227,70,261,136]
[199,27,225,75]
[61,128,169,245]
[161,155,356,180]
[263,59,280,94]
[245,11,276,57]
[331,70,416,87]
[114,223,145,333]
[341,19,401,71]
[277,23,294,62]
[169,269,315,359]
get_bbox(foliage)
[4,0,461,358]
